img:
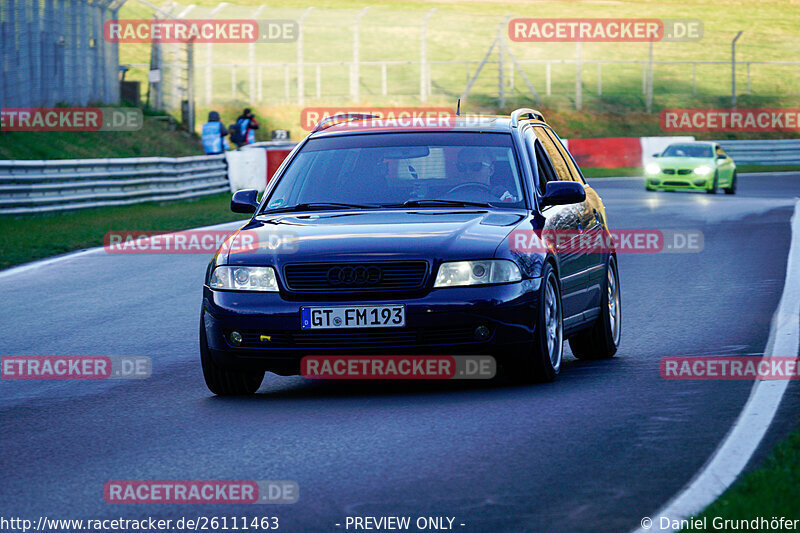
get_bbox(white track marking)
[632,198,800,533]
[0,220,245,281]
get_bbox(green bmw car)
[645,142,737,194]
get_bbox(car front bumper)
[646,173,712,190]
[202,279,542,374]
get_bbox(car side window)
[542,127,586,184]
[534,141,558,196]
[533,126,575,182]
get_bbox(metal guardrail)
[0,155,229,215]
[716,139,800,166]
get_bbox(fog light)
[474,325,491,341]
[230,331,243,345]
[694,179,707,186]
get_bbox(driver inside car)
[454,147,518,203]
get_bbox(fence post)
[746,62,751,95]
[420,8,436,102]
[646,40,653,113]
[297,7,313,106]
[731,31,743,108]
[250,5,266,102]
[575,41,582,110]
[546,62,551,96]
[498,21,505,108]
[597,62,602,96]
[351,7,369,102]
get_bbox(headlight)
[209,266,279,291]
[434,260,522,287]
[645,163,661,175]
[694,165,712,176]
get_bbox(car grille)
[283,261,428,292]
[677,169,693,175]
[229,326,485,348]
[663,181,689,187]
[662,168,676,175]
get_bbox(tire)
[569,255,621,360]
[724,171,737,195]
[516,262,563,383]
[706,171,718,194]
[200,315,264,395]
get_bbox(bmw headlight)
[694,165,712,176]
[645,163,661,175]
[434,260,522,287]
[209,266,279,291]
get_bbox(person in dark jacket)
[233,108,259,147]
[201,111,229,154]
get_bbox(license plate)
[301,305,405,329]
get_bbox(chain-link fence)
[116,4,800,115]
[0,0,125,108]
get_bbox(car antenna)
[456,98,461,116]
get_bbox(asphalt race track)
[1,174,799,533]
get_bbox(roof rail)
[311,113,380,132]
[510,108,546,128]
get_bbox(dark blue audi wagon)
[200,109,621,395]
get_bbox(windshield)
[661,144,714,158]
[260,132,525,213]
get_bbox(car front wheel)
[724,171,737,195]
[706,171,718,194]
[517,262,563,382]
[200,315,264,396]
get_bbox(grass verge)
[684,426,800,531]
[0,193,245,270]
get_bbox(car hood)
[655,156,715,167]
[224,209,526,267]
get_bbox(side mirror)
[717,153,727,159]
[541,181,586,207]
[231,189,259,213]
[652,153,660,157]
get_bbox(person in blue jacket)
[201,111,229,154]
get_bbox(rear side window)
[533,127,575,182]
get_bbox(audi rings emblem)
[327,265,383,286]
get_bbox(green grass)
[684,427,800,532]
[0,113,204,160]
[117,0,800,131]
[0,193,245,270]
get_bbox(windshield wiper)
[261,202,377,214]
[380,199,495,208]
